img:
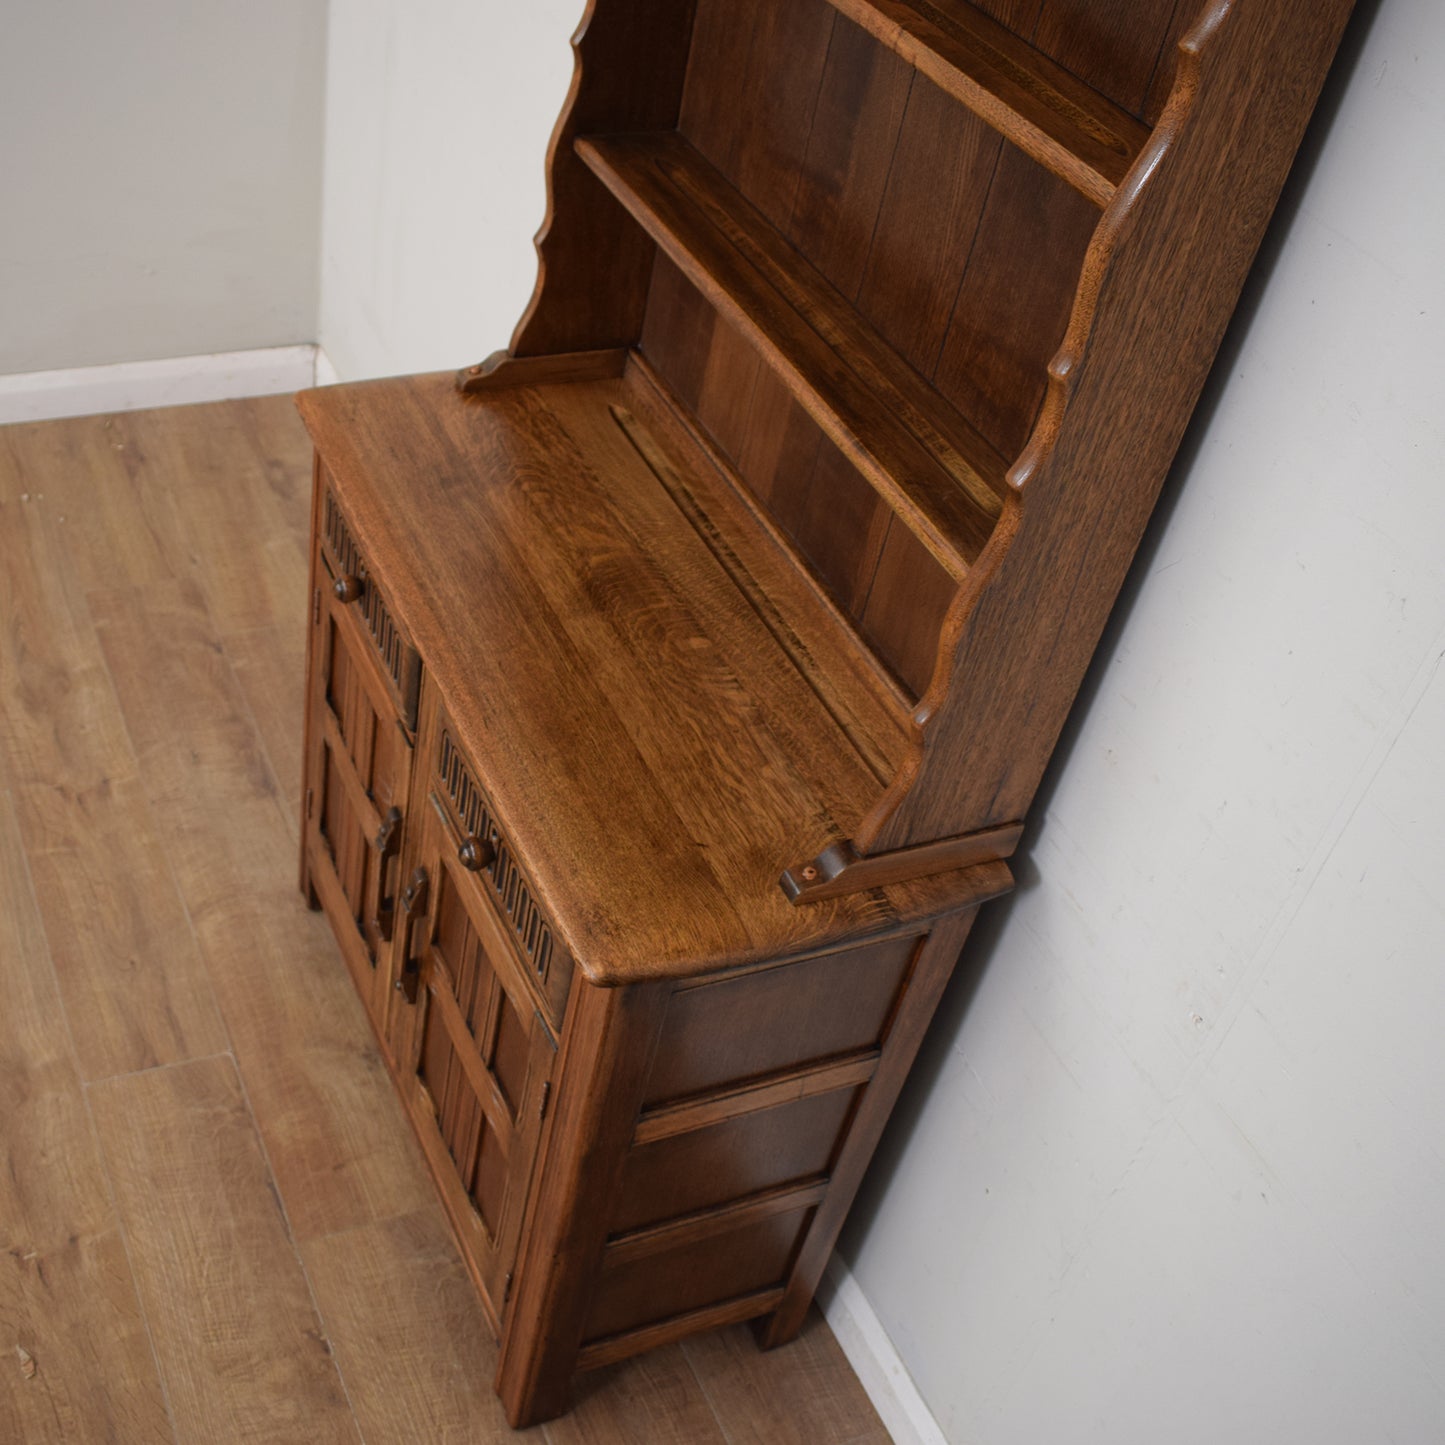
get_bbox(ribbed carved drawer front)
[320,477,421,731]
[433,714,574,1027]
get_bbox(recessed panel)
[643,934,919,1105]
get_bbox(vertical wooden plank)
[855,78,1004,375]
[0,781,173,1444]
[783,445,894,621]
[1032,0,1184,114]
[1143,0,1194,124]
[690,320,764,464]
[89,1057,358,1444]
[640,256,719,411]
[302,1211,529,1444]
[679,0,836,225]
[732,371,828,525]
[787,20,915,298]
[932,145,1100,458]
[858,519,956,698]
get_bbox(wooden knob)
[458,836,496,872]
[333,573,363,604]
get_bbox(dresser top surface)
[299,365,1008,983]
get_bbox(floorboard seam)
[5,775,185,1445]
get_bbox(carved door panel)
[394,795,559,1322]
[304,541,415,1039]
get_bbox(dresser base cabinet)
[298,0,1356,1424]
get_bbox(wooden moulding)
[575,1288,785,1374]
[780,820,1024,904]
[455,347,628,394]
[820,0,1152,206]
[632,1051,881,1146]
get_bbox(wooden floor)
[0,397,892,1445]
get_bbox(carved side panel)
[506,0,700,359]
[856,0,1359,853]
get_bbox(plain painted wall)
[838,2,1445,1441]
[316,2,1445,1441]
[0,3,326,377]
[317,0,582,380]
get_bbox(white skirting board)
[0,345,320,426]
[314,347,341,387]
[820,1254,950,1445]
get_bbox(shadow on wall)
[839,0,1384,1252]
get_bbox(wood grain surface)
[0,781,172,1443]
[88,1057,359,1445]
[299,368,1011,985]
[0,397,890,1442]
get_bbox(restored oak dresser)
[297,0,1356,1424]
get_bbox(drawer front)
[319,475,421,731]
[430,708,573,1027]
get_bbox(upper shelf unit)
[576,130,1008,581]
[819,0,1153,206]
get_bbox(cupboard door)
[395,795,559,1324]
[304,540,415,1040]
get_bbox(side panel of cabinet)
[498,910,978,1424]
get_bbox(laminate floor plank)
[0,440,229,1082]
[123,399,313,635]
[302,1211,534,1444]
[221,620,309,829]
[88,1056,358,1445]
[1,397,886,1443]
[88,575,432,1242]
[545,1345,729,1445]
[0,781,174,1443]
[0,415,180,592]
[683,1310,893,1445]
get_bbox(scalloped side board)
[853,0,1358,856]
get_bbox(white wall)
[0,3,326,378]
[838,2,1445,1441]
[317,0,582,381]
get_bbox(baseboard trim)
[819,1255,950,1445]
[0,344,319,426]
[314,347,341,388]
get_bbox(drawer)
[319,474,422,732]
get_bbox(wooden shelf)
[575,130,1007,582]
[821,0,1151,206]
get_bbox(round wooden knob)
[458,836,496,872]
[333,573,363,604]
